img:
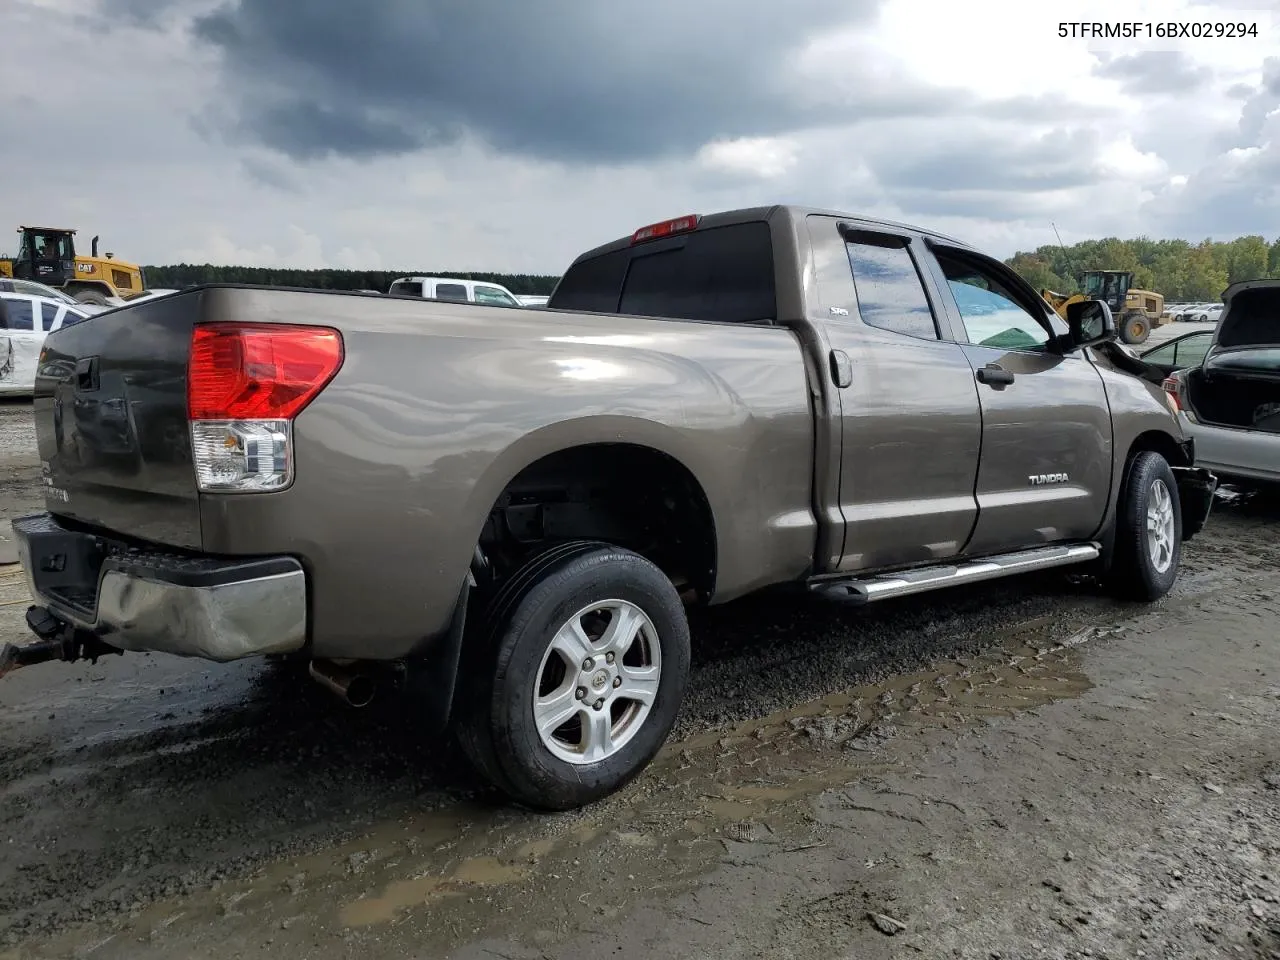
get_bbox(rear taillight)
[188,323,343,493]
[1162,376,1183,413]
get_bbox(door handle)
[829,349,852,388]
[976,363,1014,390]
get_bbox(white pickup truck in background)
[386,275,524,306]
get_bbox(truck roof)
[391,276,514,288]
[566,204,974,266]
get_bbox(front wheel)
[1107,451,1182,601]
[456,543,691,811]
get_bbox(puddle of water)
[341,856,527,927]
[17,620,1098,960]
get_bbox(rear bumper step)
[810,542,1101,604]
[9,513,308,663]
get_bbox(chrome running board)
[810,542,1101,605]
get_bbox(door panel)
[832,331,985,570]
[960,344,1112,552]
[928,246,1113,554]
[806,217,983,573]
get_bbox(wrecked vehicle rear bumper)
[1171,466,1218,542]
[7,513,307,666]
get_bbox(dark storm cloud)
[166,0,890,163]
[875,129,1104,193]
[1093,51,1213,96]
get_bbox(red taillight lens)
[1162,376,1181,410]
[188,323,343,420]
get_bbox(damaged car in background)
[1162,280,1280,487]
[0,290,92,397]
[3,205,1218,811]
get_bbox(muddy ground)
[0,397,1277,959]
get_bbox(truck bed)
[28,284,817,658]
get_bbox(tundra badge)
[1029,473,1069,486]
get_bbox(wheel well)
[1126,430,1191,471]
[64,281,112,295]
[477,444,717,602]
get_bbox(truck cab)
[386,275,523,307]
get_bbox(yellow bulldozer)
[1041,270,1170,346]
[0,226,146,306]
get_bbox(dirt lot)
[1,397,1277,959]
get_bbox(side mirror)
[1065,299,1116,349]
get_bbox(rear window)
[550,221,776,323]
[388,280,423,297]
[0,297,34,331]
[435,283,469,301]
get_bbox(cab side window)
[844,234,939,340]
[935,252,1052,351]
[434,283,469,302]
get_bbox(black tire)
[1107,451,1182,601]
[73,289,110,306]
[1119,313,1151,345]
[456,543,691,811]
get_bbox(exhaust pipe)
[91,235,99,258]
[308,659,377,708]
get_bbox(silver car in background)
[1163,280,1280,486]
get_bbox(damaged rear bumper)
[5,513,307,670]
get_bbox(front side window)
[844,234,938,340]
[936,252,1051,351]
[34,233,71,260]
[474,285,518,306]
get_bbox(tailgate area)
[34,292,203,549]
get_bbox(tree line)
[140,264,561,295]
[143,233,1280,304]
[1004,235,1280,303]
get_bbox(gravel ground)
[0,398,1277,959]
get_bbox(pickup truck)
[4,205,1217,811]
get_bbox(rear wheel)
[1107,450,1182,601]
[456,543,690,810]
[1119,313,1151,345]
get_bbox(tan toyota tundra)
[3,206,1217,810]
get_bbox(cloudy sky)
[3,0,1276,273]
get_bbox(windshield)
[13,279,77,304]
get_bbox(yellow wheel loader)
[1041,270,1169,346]
[0,226,146,306]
